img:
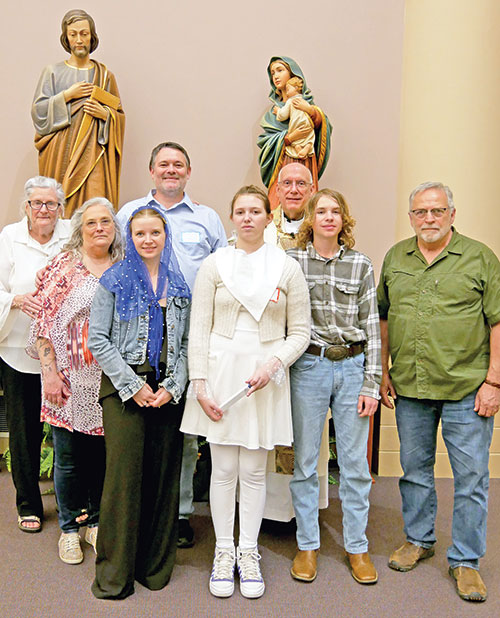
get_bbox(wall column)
[379,0,500,477]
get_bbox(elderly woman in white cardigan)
[181,185,310,599]
[0,176,70,533]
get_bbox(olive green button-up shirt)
[377,229,500,401]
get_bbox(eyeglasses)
[410,207,449,220]
[278,180,311,190]
[28,200,60,211]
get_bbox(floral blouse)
[27,251,104,435]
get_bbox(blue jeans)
[395,392,494,569]
[290,352,372,553]
[179,433,198,519]
[52,426,105,533]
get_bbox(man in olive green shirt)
[377,181,500,603]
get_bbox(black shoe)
[177,519,195,548]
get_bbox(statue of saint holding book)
[32,9,125,216]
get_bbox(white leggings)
[209,443,268,550]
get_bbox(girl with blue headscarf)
[87,204,191,600]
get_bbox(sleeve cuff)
[118,375,146,402]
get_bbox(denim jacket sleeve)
[158,297,191,403]
[88,284,146,401]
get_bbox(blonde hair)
[296,189,356,250]
[286,77,303,93]
[130,207,166,225]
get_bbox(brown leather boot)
[290,549,319,582]
[449,567,487,602]
[388,541,435,572]
[346,552,378,584]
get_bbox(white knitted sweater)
[188,252,311,379]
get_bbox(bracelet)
[484,378,500,389]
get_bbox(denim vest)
[88,284,190,403]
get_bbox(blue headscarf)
[100,203,191,379]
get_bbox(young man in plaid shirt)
[287,189,381,585]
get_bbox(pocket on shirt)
[335,281,360,295]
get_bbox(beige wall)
[1,1,404,274]
[1,1,405,455]
[379,0,500,477]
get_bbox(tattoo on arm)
[36,338,57,375]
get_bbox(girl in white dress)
[181,185,310,599]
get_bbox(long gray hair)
[64,197,123,263]
[20,176,65,219]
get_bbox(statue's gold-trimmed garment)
[32,60,125,217]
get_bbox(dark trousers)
[1,358,44,518]
[52,426,106,532]
[92,392,184,600]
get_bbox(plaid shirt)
[287,242,382,399]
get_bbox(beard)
[418,226,451,244]
[70,44,90,58]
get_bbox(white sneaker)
[58,532,83,564]
[85,526,98,553]
[237,546,265,598]
[209,546,236,597]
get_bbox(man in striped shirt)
[287,189,381,585]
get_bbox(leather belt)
[305,342,365,362]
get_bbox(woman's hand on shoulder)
[150,387,172,408]
[132,383,156,407]
[198,397,223,422]
[12,292,42,319]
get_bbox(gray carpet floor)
[0,468,499,617]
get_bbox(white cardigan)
[188,251,311,380]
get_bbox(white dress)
[181,244,293,450]
[181,308,292,450]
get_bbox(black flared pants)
[1,359,44,519]
[92,391,184,600]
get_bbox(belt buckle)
[325,345,348,361]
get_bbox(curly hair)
[286,76,304,94]
[296,189,356,250]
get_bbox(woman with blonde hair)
[88,205,190,599]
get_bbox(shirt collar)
[150,190,195,212]
[407,227,462,256]
[306,241,345,261]
[17,217,66,249]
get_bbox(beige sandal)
[18,515,42,533]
